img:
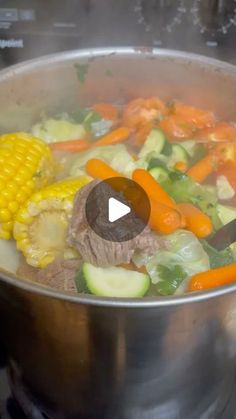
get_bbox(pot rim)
[1,46,236,308]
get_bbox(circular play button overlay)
[85,177,151,242]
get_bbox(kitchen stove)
[0,0,236,68]
[0,1,236,418]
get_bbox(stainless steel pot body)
[0,48,236,419]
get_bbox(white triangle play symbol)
[108,197,131,223]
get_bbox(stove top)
[0,0,236,68]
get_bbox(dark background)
[0,0,236,68]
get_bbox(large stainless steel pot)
[0,48,236,419]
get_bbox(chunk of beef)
[17,256,81,293]
[67,180,166,267]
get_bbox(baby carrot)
[92,127,130,147]
[49,139,90,153]
[132,169,176,209]
[188,262,236,292]
[86,158,123,180]
[148,200,182,234]
[187,154,216,183]
[177,203,213,238]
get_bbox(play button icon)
[108,197,131,223]
[85,177,151,242]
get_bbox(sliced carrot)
[187,154,217,183]
[49,139,90,153]
[177,203,213,238]
[132,169,177,209]
[92,127,130,147]
[188,262,236,292]
[159,115,195,140]
[92,103,118,122]
[86,158,123,180]
[174,161,188,172]
[172,102,216,129]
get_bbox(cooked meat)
[17,256,81,293]
[67,180,166,267]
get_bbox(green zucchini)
[77,263,150,298]
[149,167,169,183]
[169,144,189,167]
[139,128,166,158]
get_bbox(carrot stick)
[188,262,236,292]
[92,127,130,147]
[177,203,213,238]
[86,158,123,180]
[49,139,90,153]
[187,154,216,183]
[132,169,176,209]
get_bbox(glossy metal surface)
[0,48,236,418]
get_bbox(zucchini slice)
[149,167,169,183]
[77,263,150,298]
[170,144,189,165]
[139,128,166,158]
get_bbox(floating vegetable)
[0,133,54,239]
[187,154,216,183]
[177,203,213,238]
[32,119,86,143]
[188,262,236,292]
[13,177,90,268]
[49,139,90,153]
[86,158,123,180]
[76,263,150,297]
[92,127,130,147]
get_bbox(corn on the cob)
[0,132,55,239]
[13,176,90,268]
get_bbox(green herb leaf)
[156,264,187,296]
[202,241,234,269]
[74,63,89,84]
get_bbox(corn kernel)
[0,209,11,222]
[8,201,19,214]
[13,176,90,267]
[2,221,13,232]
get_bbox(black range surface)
[0,0,236,68]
